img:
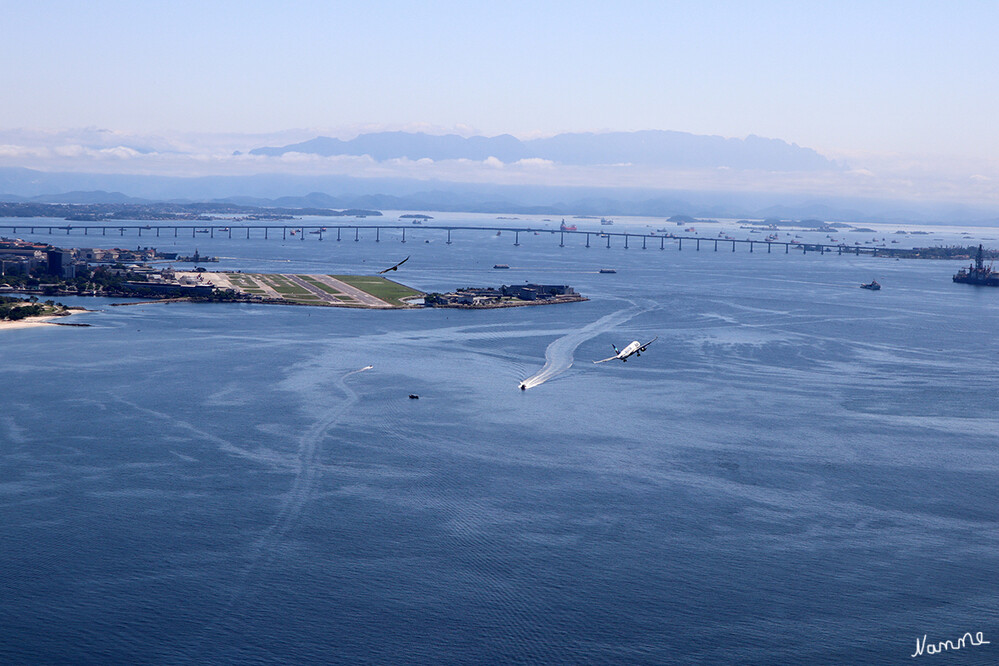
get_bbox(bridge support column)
[376,227,380,242]
[245,227,249,239]
[696,238,700,251]
[137,227,141,237]
[192,228,196,238]
[660,236,665,250]
[750,241,753,253]
[624,235,629,249]
[210,227,214,238]
[714,240,718,251]
[606,234,611,248]
[336,228,340,241]
[560,231,564,247]
[447,229,452,245]
[354,228,359,242]
[402,229,406,243]
[586,233,591,248]
[678,238,682,251]
[283,227,287,240]
[732,240,736,252]
[785,243,789,253]
[767,242,770,253]
[514,231,520,246]
[642,236,647,249]
[265,227,269,239]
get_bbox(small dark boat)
[861,280,881,290]
[408,394,419,400]
[599,268,617,274]
[493,264,510,269]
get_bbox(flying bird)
[378,255,410,274]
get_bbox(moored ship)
[560,219,577,231]
[953,245,999,286]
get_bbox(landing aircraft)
[593,337,658,363]
[378,255,410,274]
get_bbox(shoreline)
[0,307,88,331]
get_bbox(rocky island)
[424,284,585,308]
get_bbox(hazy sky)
[4,1,997,157]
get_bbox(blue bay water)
[2,215,998,663]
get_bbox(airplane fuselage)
[618,341,641,360]
[593,336,657,364]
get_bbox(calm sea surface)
[2,214,998,663]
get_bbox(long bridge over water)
[0,222,905,257]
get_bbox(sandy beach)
[0,309,87,331]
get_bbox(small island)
[424,284,585,308]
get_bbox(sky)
[2,1,999,206]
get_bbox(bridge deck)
[0,223,903,256]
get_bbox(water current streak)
[169,365,369,660]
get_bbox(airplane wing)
[593,354,620,364]
[638,336,658,351]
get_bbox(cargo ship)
[953,245,999,286]
[560,219,577,231]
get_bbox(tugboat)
[861,280,881,290]
[953,245,999,286]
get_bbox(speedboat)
[861,280,881,290]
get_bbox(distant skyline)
[3,1,999,208]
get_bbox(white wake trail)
[520,303,648,390]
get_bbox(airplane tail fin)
[612,344,620,354]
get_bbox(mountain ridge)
[249,130,837,172]
[1,167,997,226]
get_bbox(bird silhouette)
[378,255,410,274]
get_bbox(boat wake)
[177,364,372,657]
[520,303,649,390]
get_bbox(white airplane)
[593,337,657,363]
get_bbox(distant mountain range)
[248,130,837,172]
[2,167,998,226]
